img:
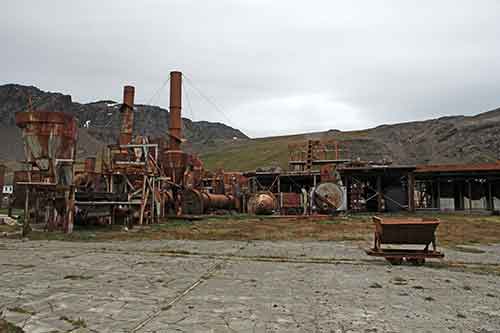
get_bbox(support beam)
[468,180,472,211]
[377,175,383,212]
[22,188,30,237]
[407,172,415,212]
[437,179,441,210]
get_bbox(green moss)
[0,319,25,333]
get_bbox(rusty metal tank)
[15,111,77,185]
[247,191,277,215]
[182,188,235,215]
[313,182,344,213]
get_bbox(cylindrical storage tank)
[207,193,235,210]
[15,111,77,185]
[247,191,277,215]
[182,188,235,215]
[313,182,344,213]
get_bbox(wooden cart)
[365,216,444,265]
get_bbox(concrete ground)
[1,239,499,333]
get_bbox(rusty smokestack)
[169,71,182,150]
[119,85,135,146]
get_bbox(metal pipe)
[119,85,135,145]
[169,71,182,150]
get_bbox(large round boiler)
[313,182,345,213]
[247,191,277,215]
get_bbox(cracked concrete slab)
[0,239,499,332]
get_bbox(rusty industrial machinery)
[247,191,277,215]
[11,70,252,232]
[313,182,345,214]
[15,111,77,233]
[181,188,235,215]
[94,85,168,225]
[365,216,444,265]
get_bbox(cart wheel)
[415,258,425,266]
[386,257,403,265]
[407,258,425,266]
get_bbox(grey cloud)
[2,0,500,137]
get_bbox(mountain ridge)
[0,83,248,162]
[1,83,500,172]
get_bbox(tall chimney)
[119,85,135,146]
[169,71,182,150]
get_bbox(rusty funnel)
[15,111,77,185]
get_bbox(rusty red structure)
[88,85,167,226]
[15,110,77,233]
[72,71,235,227]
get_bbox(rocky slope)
[1,83,499,171]
[199,108,500,171]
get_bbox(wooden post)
[345,175,350,211]
[65,187,75,234]
[437,179,441,211]
[7,195,12,217]
[491,182,495,211]
[430,180,435,208]
[407,172,415,212]
[139,175,147,225]
[468,179,472,211]
[22,188,30,237]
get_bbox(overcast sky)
[2,1,500,137]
